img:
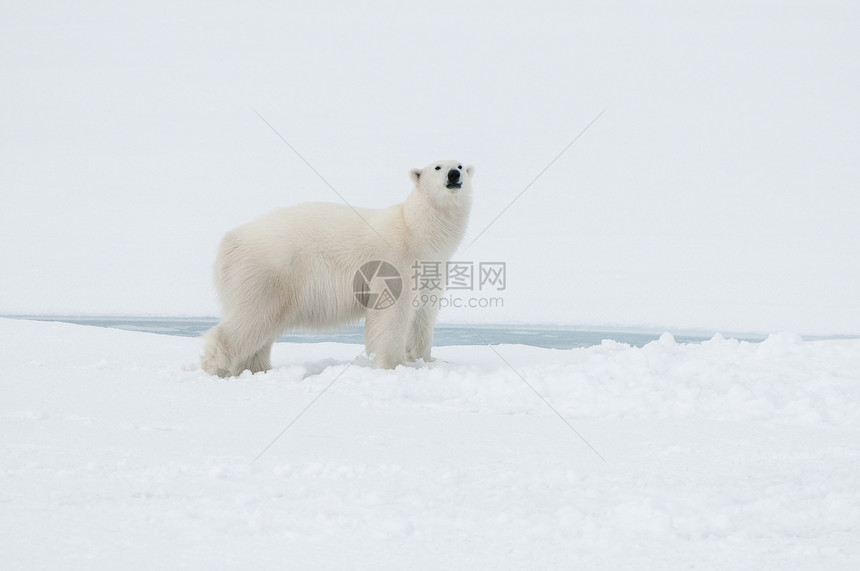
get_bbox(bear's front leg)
[364,304,410,369]
[406,304,438,362]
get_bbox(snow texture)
[2,318,859,569]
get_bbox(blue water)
[7,315,773,349]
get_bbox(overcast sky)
[1,0,858,335]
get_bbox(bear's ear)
[409,168,422,186]
[465,165,475,178]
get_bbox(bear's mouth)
[446,182,462,191]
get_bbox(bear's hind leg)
[238,340,274,374]
[201,324,232,377]
[202,310,284,377]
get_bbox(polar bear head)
[409,160,474,205]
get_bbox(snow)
[2,318,859,569]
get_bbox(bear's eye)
[458,165,462,169]
[435,166,441,170]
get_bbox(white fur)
[201,160,474,377]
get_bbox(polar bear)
[201,160,474,377]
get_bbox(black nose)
[447,169,460,182]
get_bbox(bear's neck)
[401,189,471,260]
